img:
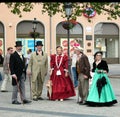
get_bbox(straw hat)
[75,46,84,52]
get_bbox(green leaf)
[4,2,120,22]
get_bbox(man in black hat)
[27,41,48,101]
[9,41,31,104]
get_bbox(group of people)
[0,40,118,106]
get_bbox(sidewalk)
[108,64,120,78]
[0,65,120,117]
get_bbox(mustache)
[18,48,22,51]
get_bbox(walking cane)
[15,78,24,105]
[28,75,32,100]
[77,87,79,103]
[77,79,80,103]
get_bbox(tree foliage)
[4,2,120,21]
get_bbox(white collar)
[17,51,22,55]
[56,54,63,69]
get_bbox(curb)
[108,75,120,78]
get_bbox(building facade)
[0,3,120,63]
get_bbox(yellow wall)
[0,3,120,60]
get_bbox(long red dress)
[49,54,76,100]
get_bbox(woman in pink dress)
[48,46,76,101]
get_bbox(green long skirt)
[86,71,117,106]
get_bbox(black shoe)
[23,99,31,104]
[38,97,44,100]
[1,90,8,92]
[12,101,21,105]
[33,98,38,101]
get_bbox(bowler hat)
[35,41,43,46]
[94,51,103,58]
[15,41,23,47]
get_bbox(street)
[0,64,120,117]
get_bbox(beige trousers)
[78,73,89,102]
[1,73,12,91]
[32,72,44,99]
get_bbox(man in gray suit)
[1,47,13,92]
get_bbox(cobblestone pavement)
[0,64,120,117]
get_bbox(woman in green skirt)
[86,51,117,106]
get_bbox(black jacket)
[9,51,26,85]
[92,60,109,73]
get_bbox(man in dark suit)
[9,41,31,105]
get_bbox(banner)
[0,38,3,55]
[60,38,80,56]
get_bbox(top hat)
[35,41,43,46]
[75,46,84,52]
[15,41,23,47]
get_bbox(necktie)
[20,54,23,60]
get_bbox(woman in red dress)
[49,46,76,101]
